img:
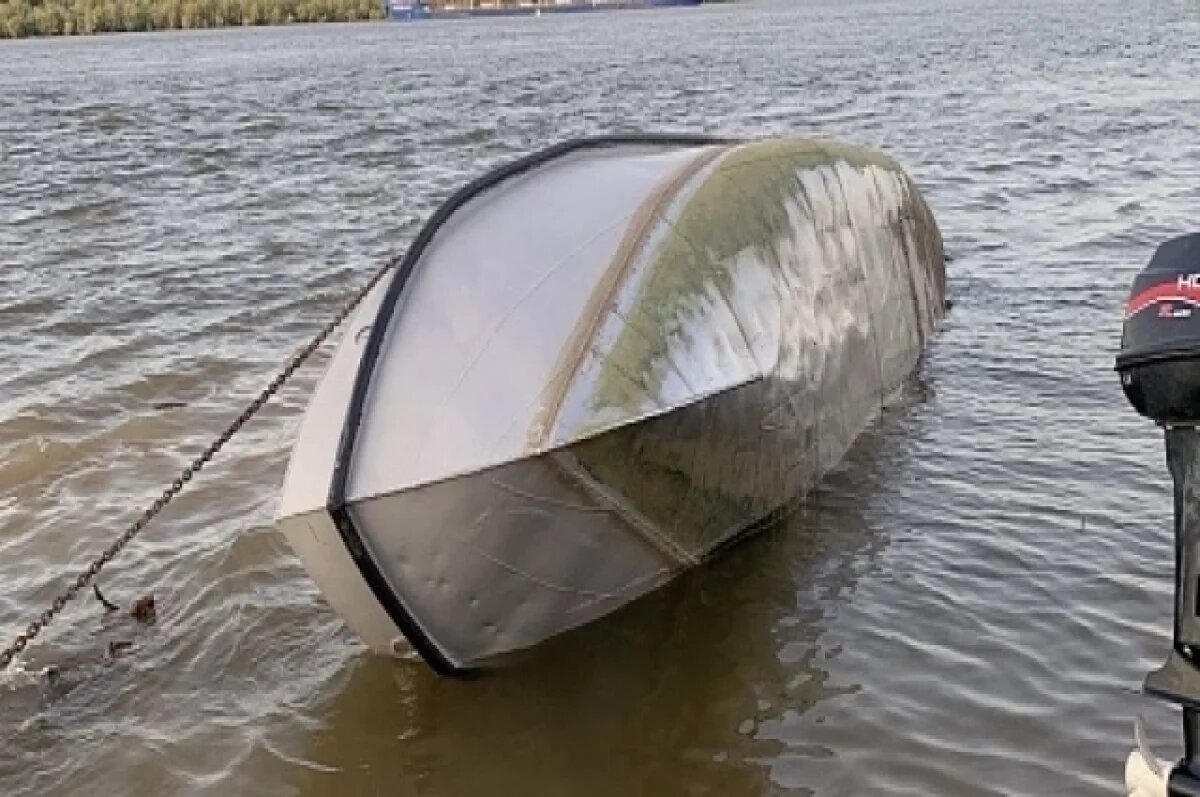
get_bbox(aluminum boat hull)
[276,135,946,675]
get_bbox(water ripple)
[3,1,1200,794]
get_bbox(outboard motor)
[1119,233,1200,796]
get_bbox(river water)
[2,1,1199,793]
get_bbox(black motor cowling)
[1120,235,1200,796]
[1118,233,1200,424]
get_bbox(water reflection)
[8,1,1195,791]
[275,384,930,797]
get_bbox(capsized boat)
[276,135,946,676]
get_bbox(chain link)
[0,257,398,671]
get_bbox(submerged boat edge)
[276,134,946,675]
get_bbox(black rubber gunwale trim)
[325,133,736,677]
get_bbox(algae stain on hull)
[274,135,945,669]
[566,139,945,558]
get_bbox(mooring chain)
[0,257,398,671]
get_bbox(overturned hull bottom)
[280,366,902,674]
[275,137,945,674]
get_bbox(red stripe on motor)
[1126,282,1200,318]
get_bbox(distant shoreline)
[0,0,383,39]
[0,0,719,38]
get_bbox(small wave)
[0,436,96,494]
[0,660,45,693]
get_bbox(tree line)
[0,0,385,37]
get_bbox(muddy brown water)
[3,0,1200,793]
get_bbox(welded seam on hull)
[547,450,700,567]
[467,548,615,599]
[563,566,674,615]
[550,147,944,562]
[867,168,928,347]
[327,134,734,677]
[743,192,810,470]
[635,142,798,558]
[648,152,774,546]
[711,148,933,478]
[827,162,889,419]
[411,215,634,477]
[461,524,672,612]
[657,146,899,558]
[526,143,731,453]
[605,304,700,397]
[480,472,614,514]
